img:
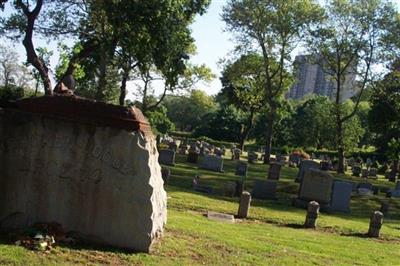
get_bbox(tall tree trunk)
[239,110,255,151]
[17,0,52,95]
[335,63,345,173]
[264,115,275,164]
[141,74,150,114]
[96,46,108,101]
[119,71,128,106]
[34,81,39,97]
[336,106,345,173]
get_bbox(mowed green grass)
[1,153,400,265]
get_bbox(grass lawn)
[1,153,399,265]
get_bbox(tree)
[222,0,323,163]
[101,0,211,106]
[251,101,296,149]
[1,0,87,95]
[0,44,32,88]
[164,89,217,131]
[369,62,400,158]
[134,64,214,113]
[292,96,335,150]
[145,106,175,135]
[219,53,265,150]
[30,47,53,96]
[307,0,399,173]
[193,105,243,143]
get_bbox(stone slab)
[0,105,167,252]
[299,169,333,204]
[200,155,223,172]
[158,149,176,166]
[251,180,277,200]
[235,161,248,177]
[268,163,281,180]
[296,160,320,183]
[330,181,352,212]
[207,211,235,223]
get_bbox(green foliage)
[164,90,217,131]
[193,105,243,143]
[222,0,324,158]
[146,106,175,135]
[292,96,335,149]
[219,53,265,113]
[0,84,24,102]
[369,63,400,158]
[307,0,400,172]
[55,43,85,81]
[28,47,53,95]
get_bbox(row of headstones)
[160,150,400,211]
[166,140,229,158]
[303,201,384,238]
[159,149,225,172]
[293,164,400,215]
[351,164,378,179]
[210,191,384,238]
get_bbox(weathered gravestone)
[207,211,235,223]
[235,161,248,177]
[276,154,286,164]
[187,145,200,164]
[200,155,223,172]
[168,142,178,152]
[0,96,167,252]
[222,182,237,197]
[268,162,281,180]
[330,181,352,213]
[320,161,330,171]
[289,154,301,166]
[178,144,188,155]
[294,169,334,210]
[361,168,369,178]
[251,180,277,200]
[214,147,223,157]
[295,160,320,183]
[369,168,378,179]
[237,191,251,219]
[232,148,241,160]
[248,152,258,163]
[352,164,361,177]
[158,149,176,166]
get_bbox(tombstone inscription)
[0,96,167,252]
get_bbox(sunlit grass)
[1,153,399,265]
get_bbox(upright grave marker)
[296,160,320,183]
[0,96,167,252]
[158,149,176,166]
[200,155,224,172]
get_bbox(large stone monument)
[0,96,167,252]
[293,169,334,211]
[295,160,320,183]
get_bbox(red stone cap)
[16,95,153,138]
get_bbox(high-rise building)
[286,55,356,101]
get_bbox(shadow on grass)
[0,231,144,255]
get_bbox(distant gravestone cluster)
[156,139,399,239]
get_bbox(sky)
[189,0,235,95]
[2,0,400,98]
